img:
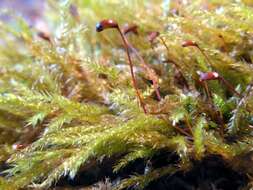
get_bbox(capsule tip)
[96,23,103,32]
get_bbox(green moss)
[0,0,253,189]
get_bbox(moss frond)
[0,0,253,189]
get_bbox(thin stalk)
[218,34,228,53]
[195,44,241,97]
[159,37,169,53]
[160,37,189,90]
[122,25,161,100]
[216,110,225,137]
[196,46,213,67]
[127,43,161,101]
[160,115,191,137]
[174,124,191,137]
[201,81,225,136]
[219,77,242,97]
[185,116,193,135]
[160,37,184,71]
[117,28,147,113]
[181,41,212,67]
[203,81,212,101]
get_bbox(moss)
[0,0,253,189]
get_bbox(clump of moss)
[0,0,253,189]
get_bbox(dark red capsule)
[147,31,160,43]
[96,19,119,32]
[12,143,25,150]
[38,31,51,43]
[182,40,198,47]
[123,24,138,35]
[197,71,219,82]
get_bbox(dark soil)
[146,156,247,190]
[54,152,248,190]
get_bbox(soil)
[53,153,248,190]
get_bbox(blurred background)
[0,0,45,22]
[0,0,50,36]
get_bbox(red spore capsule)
[12,143,25,150]
[197,71,219,82]
[38,31,51,43]
[182,40,198,47]
[96,19,118,32]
